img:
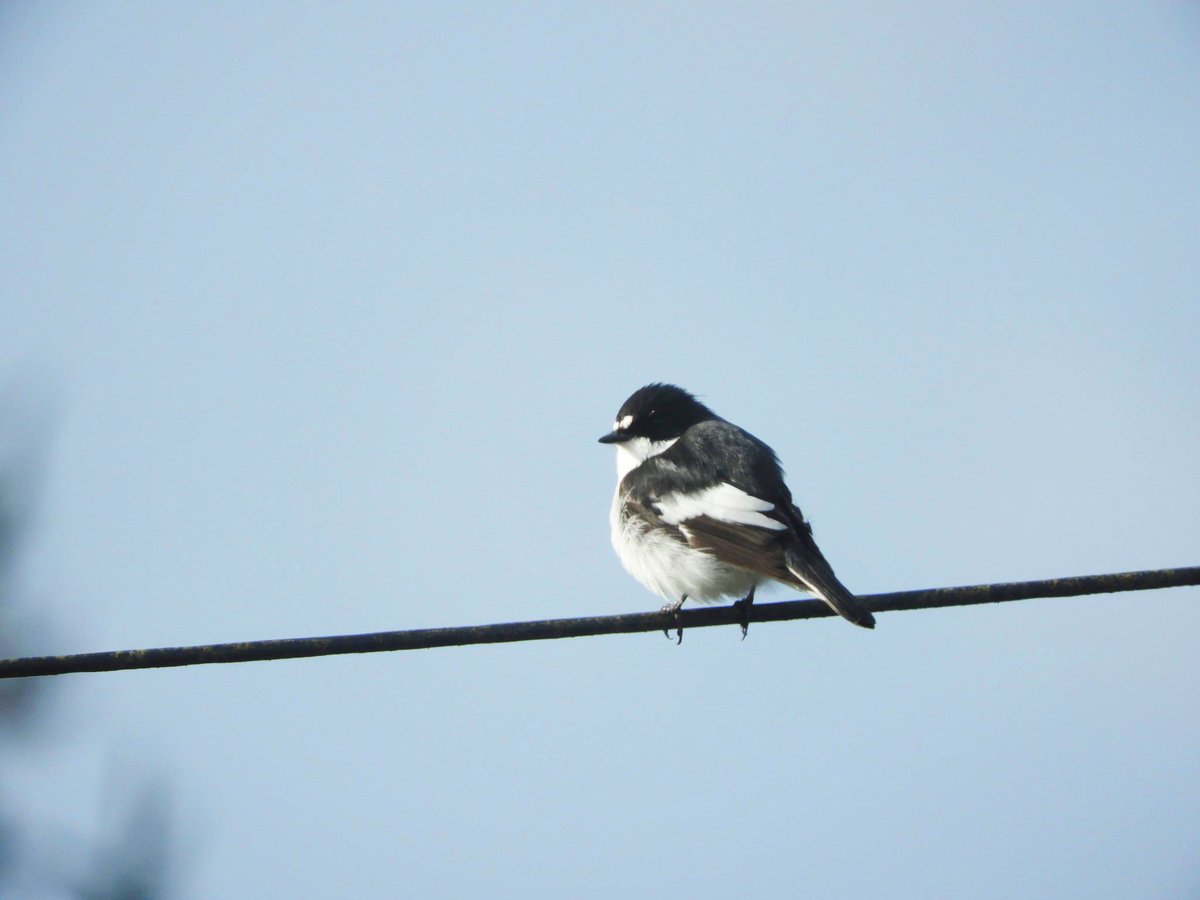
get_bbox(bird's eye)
[648,409,657,418]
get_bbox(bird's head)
[598,383,717,451]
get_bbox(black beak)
[598,430,628,444]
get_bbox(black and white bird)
[599,383,875,634]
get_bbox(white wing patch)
[656,482,787,531]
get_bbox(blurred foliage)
[0,390,177,899]
[0,398,48,732]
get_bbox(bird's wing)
[655,483,876,629]
[625,422,875,627]
[654,482,794,582]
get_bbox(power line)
[1,565,1196,679]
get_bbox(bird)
[599,383,874,638]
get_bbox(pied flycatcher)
[599,383,875,633]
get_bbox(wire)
[1,565,1196,679]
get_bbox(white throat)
[614,436,678,480]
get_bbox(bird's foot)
[660,596,686,644]
[731,586,756,640]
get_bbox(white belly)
[609,488,757,604]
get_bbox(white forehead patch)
[616,414,634,431]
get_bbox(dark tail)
[783,548,875,629]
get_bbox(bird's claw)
[732,588,756,640]
[732,600,750,640]
[660,599,685,644]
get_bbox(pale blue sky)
[2,4,1198,897]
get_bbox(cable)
[1,565,1196,678]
